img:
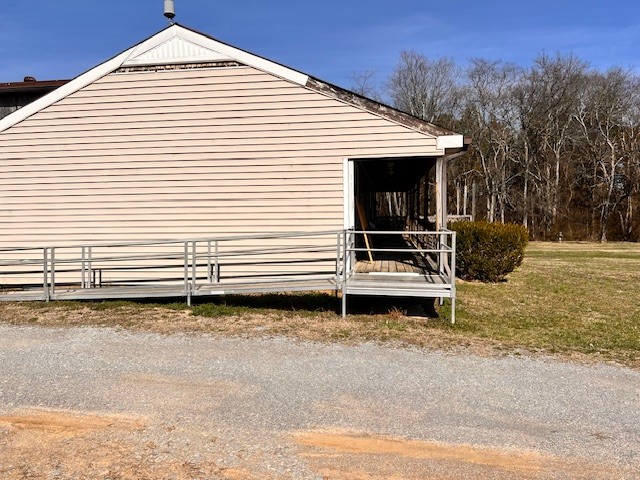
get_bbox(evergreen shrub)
[450,221,528,282]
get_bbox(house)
[0,23,468,320]
[0,77,68,119]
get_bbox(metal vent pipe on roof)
[164,0,175,20]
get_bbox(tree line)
[352,52,640,241]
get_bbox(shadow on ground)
[190,293,440,318]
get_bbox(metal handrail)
[1,229,456,322]
[194,244,337,259]
[0,230,344,252]
[348,247,452,254]
[348,230,455,236]
[344,228,456,283]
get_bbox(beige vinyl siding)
[0,66,439,283]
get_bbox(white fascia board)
[436,134,464,150]
[0,25,309,133]
[0,47,134,133]
[0,27,175,133]
[175,27,309,86]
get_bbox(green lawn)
[447,242,640,365]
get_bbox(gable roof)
[0,24,466,149]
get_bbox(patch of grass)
[331,328,352,340]
[191,302,260,318]
[382,320,408,332]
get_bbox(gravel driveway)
[0,325,638,479]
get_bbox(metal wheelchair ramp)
[0,229,457,322]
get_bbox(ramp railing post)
[335,232,341,282]
[87,246,93,288]
[81,246,86,288]
[191,241,197,293]
[438,231,443,275]
[341,229,349,317]
[350,230,356,274]
[207,241,212,283]
[343,230,349,283]
[50,248,56,299]
[214,240,219,283]
[43,248,49,302]
[183,241,190,306]
[450,230,457,325]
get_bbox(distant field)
[1,241,638,368]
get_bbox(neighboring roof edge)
[0,79,69,93]
[0,23,467,149]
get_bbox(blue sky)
[1,1,638,90]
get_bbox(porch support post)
[435,156,448,230]
[436,156,449,276]
[450,296,456,324]
[435,157,442,230]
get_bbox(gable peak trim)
[123,34,234,66]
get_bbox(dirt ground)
[0,408,244,480]
[292,431,630,480]
[0,407,635,480]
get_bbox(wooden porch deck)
[355,259,425,274]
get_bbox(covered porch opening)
[342,155,456,321]
[352,156,438,274]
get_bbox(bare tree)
[387,51,461,123]
[617,91,640,239]
[529,54,586,236]
[371,48,640,240]
[349,70,382,101]
[574,68,639,241]
[463,59,521,222]
[510,54,586,237]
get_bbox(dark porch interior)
[353,157,437,268]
